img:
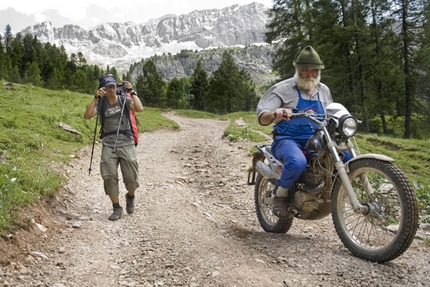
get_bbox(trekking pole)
[88,114,99,175]
[112,88,127,152]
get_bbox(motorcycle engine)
[299,155,326,193]
[293,153,332,220]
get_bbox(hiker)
[84,74,144,221]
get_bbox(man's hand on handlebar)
[273,108,292,121]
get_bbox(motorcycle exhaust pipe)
[255,161,278,179]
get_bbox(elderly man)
[256,46,332,218]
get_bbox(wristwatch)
[131,91,138,96]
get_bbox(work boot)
[273,197,289,218]
[275,186,289,197]
[273,186,289,218]
[125,193,135,214]
[108,206,123,221]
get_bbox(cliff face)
[129,45,276,89]
[20,3,271,72]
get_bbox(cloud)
[0,8,38,33]
[36,10,72,27]
[0,7,84,32]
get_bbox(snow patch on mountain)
[20,2,270,71]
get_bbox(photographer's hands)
[123,81,138,97]
[85,88,102,119]
[123,81,133,91]
[95,87,105,99]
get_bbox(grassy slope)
[0,82,179,231]
[0,82,429,232]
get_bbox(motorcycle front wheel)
[332,158,419,262]
[254,173,293,233]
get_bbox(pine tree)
[47,67,64,90]
[207,52,239,113]
[166,77,184,109]
[8,33,25,78]
[9,65,21,83]
[140,60,165,107]
[0,34,7,79]
[416,0,430,128]
[190,60,209,111]
[23,61,43,86]
[69,70,88,94]
[392,0,425,138]
[265,0,316,78]
[4,25,13,53]
[239,69,257,112]
[207,51,256,113]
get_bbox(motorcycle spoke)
[254,173,294,233]
[339,169,402,249]
[258,181,278,225]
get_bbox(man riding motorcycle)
[252,47,418,263]
[256,46,349,217]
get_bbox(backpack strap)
[98,95,132,139]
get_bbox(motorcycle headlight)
[339,115,358,137]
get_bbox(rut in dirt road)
[0,114,429,287]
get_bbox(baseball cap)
[99,74,117,88]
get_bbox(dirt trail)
[0,114,429,287]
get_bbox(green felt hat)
[293,46,325,69]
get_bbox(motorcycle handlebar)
[273,112,306,119]
[290,112,325,125]
[274,111,324,123]
[290,113,305,119]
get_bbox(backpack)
[97,82,139,146]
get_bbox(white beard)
[294,70,321,91]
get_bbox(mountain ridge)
[19,2,277,89]
[20,3,269,70]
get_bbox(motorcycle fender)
[346,153,395,165]
[248,149,266,185]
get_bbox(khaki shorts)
[100,145,139,197]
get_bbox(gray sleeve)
[256,78,299,121]
[319,84,333,109]
[126,97,133,108]
[256,85,283,120]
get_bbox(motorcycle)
[247,103,419,262]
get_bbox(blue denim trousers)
[271,138,308,189]
[271,138,352,189]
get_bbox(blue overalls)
[271,89,324,189]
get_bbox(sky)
[0,0,273,33]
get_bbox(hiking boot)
[272,196,289,218]
[125,194,135,214]
[275,186,289,197]
[108,206,123,221]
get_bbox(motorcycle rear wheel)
[254,173,293,233]
[332,158,419,262]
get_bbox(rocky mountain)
[20,2,277,87]
[129,45,276,89]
